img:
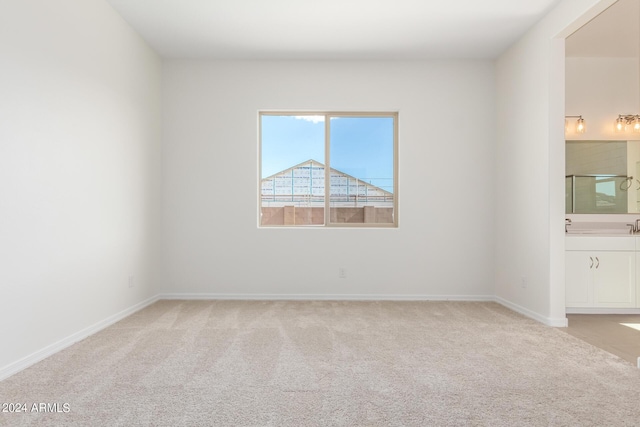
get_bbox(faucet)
[565,218,571,233]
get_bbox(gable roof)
[261,159,392,196]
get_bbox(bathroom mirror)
[566,140,640,214]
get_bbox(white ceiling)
[566,0,640,58]
[105,0,564,60]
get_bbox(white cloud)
[294,115,324,124]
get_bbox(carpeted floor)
[1,300,640,426]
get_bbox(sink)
[566,229,631,235]
[566,221,634,235]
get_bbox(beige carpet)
[1,300,640,426]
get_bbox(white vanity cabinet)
[565,237,636,309]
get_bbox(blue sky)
[261,115,394,192]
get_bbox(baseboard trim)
[158,293,496,302]
[566,307,640,314]
[494,297,568,327]
[0,295,159,382]
[162,293,567,326]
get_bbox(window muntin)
[259,112,397,227]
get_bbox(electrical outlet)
[339,267,347,279]
[128,275,135,288]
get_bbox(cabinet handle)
[589,257,593,268]
[595,257,599,269]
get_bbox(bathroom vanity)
[566,235,640,311]
[564,139,640,312]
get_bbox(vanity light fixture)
[565,115,585,133]
[614,114,640,133]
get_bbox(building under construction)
[260,159,394,225]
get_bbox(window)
[259,112,398,227]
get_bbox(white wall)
[495,0,615,325]
[161,60,496,298]
[566,57,639,140]
[0,0,162,375]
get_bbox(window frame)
[258,111,399,228]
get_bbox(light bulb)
[615,117,625,132]
[575,117,585,133]
[633,117,640,133]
